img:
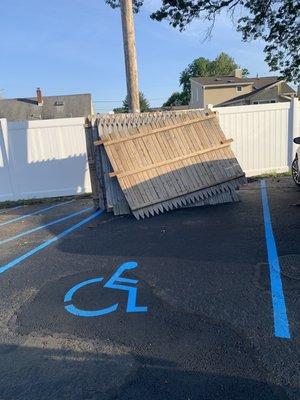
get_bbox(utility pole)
[120,0,140,113]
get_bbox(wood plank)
[130,175,245,212]
[96,114,215,147]
[109,139,233,178]
[93,109,245,218]
[84,118,100,209]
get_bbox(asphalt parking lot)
[0,177,299,400]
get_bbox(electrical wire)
[93,97,167,103]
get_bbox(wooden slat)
[109,139,233,178]
[130,175,245,212]
[94,114,215,147]
[91,108,245,218]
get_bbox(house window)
[253,99,277,105]
[236,86,242,92]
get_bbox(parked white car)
[292,137,300,185]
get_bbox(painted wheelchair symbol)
[64,261,147,317]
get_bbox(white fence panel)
[1,100,299,202]
[297,103,300,134]
[214,102,293,177]
[0,117,91,202]
[0,119,15,201]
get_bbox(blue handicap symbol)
[64,261,148,317]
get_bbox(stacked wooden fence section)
[86,109,246,219]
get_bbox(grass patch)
[248,171,291,182]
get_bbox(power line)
[94,100,123,103]
[93,97,167,103]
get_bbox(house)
[190,69,296,108]
[0,89,93,122]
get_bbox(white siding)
[190,81,204,108]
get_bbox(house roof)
[217,79,295,106]
[191,76,253,86]
[280,82,296,94]
[191,75,283,89]
[0,93,92,122]
[251,76,284,90]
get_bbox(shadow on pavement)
[0,342,288,400]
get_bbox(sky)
[0,0,273,113]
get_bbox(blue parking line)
[0,207,92,246]
[0,200,75,227]
[0,209,103,274]
[260,180,290,339]
[0,205,24,215]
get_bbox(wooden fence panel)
[97,110,245,218]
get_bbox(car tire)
[292,157,300,186]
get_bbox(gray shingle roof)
[0,93,92,122]
[191,75,281,89]
[251,76,281,90]
[191,76,253,85]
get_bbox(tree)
[106,0,300,82]
[163,53,248,106]
[162,91,187,107]
[114,92,150,113]
[106,0,142,13]
[179,53,248,98]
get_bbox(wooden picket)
[93,109,245,218]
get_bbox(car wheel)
[292,157,300,186]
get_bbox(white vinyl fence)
[214,97,299,177]
[0,117,91,202]
[0,98,299,202]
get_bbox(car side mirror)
[293,137,300,144]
